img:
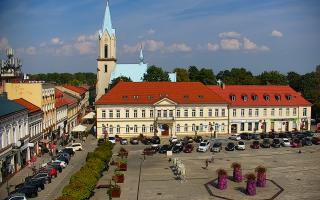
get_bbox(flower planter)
[246,179,256,196]
[111,188,121,198]
[233,168,243,182]
[217,175,228,190]
[118,163,127,171]
[257,173,266,187]
[113,174,124,183]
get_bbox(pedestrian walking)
[210,156,214,164]
[204,159,209,169]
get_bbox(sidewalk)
[0,154,52,199]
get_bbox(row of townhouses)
[95,82,312,139]
[0,83,89,183]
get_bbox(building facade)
[96,82,229,138]
[55,89,68,139]
[208,85,312,133]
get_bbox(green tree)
[198,68,216,85]
[109,76,132,89]
[217,68,259,85]
[174,68,190,82]
[287,71,302,91]
[188,66,200,81]
[258,71,288,85]
[143,65,170,81]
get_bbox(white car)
[66,143,83,151]
[8,193,27,200]
[282,138,291,147]
[169,136,178,143]
[52,160,67,168]
[108,136,116,144]
[236,141,246,150]
[229,134,241,141]
[197,140,211,152]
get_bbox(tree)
[258,71,288,85]
[174,68,190,82]
[287,72,302,91]
[143,65,170,81]
[188,66,200,81]
[198,68,216,85]
[216,68,259,85]
[109,76,132,89]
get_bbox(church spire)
[139,44,144,64]
[102,0,115,36]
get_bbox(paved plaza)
[99,141,320,200]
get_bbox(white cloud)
[0,37,10,51]
[167,43,192,52]
[243,37,257,50]
[73,41,95,55]
[51,37,63,45]
[260,45,270,51]
[143,40,165,52]
[271,30,283,37]
[77,31,99,42]
[219,31,241,38]
[55,44,73,56]
[220,39,241,50]
[207,43,219,51]
[147,29,156,35]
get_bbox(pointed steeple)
[102,0,115,37]
[139,44,144,64]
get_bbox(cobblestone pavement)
[0,135,97,200]
[94,140,320,200]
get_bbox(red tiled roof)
[208,85,311,107]
[62,92,78,106]
[96,82,227,105]
[63,84,87,95]
[14,98,41,113]
[55,88,74,108]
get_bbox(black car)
[56,155,69,165]
[172,143,183,153]
[16,179,45,192]
[151,136,161,144]
[225,142,235,151]
[302,137,312,146]
[252,133,260,140]
[240,133,252,140]
[47,162,62,173]
[158,145,173,154]
[141,137,152,145]
[62,148,74,157]
[261,138,271,148]
[193,136,203,143]
[26,172,52,184]
[130,137,139,145]
[12,185,38,198]
[271,138,281,148]
[303,131,314,138]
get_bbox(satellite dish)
[16,141,21,147]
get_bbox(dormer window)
[286,95,292,101]
[147,96,153,100]
[184,95,189,99]
[198,95,204,99]
[230,95,236,101]
[133,95,139,100]
[252,94,258,101]
[275,95,281,101]
[242,95,248,102]
[122,95,128,100]
[264,95,270,101]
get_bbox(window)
[286,95,292,100]
[142,125,146,133]
[104,65,108,72]
[254,122,259,131]
[142,110,146,118]
[249,109,252,117]
[150,125,154,133]
[126,125,130,133]
[248,123,252,131]
[192,124,195,131]
[109,125,113,134]
[176,124,180,132]
[116,110,120,118]
[109,110,113,118]
[150,110,154,118]
[221,123,225,131]
[241,123,245,131]
[233,109,236,117]
[200,109,203,117]
[215,123,219,131]
[157,110,161,117]
[279,108,282,116]
[215,109,219,117]
[184,109,188,117]
[126,110,129,118]
[293,108,297,116]
[252,95,258,101]
[208,109,212,117]
[105,88,108,94]
[134,125,138,133]
[221,109,225,117]
[255,109,259,117]
[102,110,106,118]
[303,108,307,116]
[286,108,290,116]
[230,95,236,101]
[275,95,281,101]
[104,45,108,58]
[242,95,248,101]
[134,110,138,118]
[116,125,120,134]
[200,123,203,132]
[241,109,245,117]
[264,95,270,101]
[163,110,168,118]
[192,109,196,117]
[184,124,188,132]
[263,108,267,116]
[176,110,180,118]
[271,108,275,116]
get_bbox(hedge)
[56,141,113,200]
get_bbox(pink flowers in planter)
[216,169,228,190]
[245,173,257,196]
[255,166,267,187]
[231,162,243,182]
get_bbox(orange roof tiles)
[96,82,227,105]
[208,85,311,107]
[63,84,87,95]
[14,98,41,113]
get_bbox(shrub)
[62,180,91,200]
[55,196,76,200]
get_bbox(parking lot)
[113,136,320,200]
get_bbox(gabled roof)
[14,98,41,114]
[208,85,311,107]
[63,92,78,107]
[62,85,87,95]
[0,96,27,117]
[96,82,227,105]
[55,89,69,108]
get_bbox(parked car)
[183,144,194,153]
[291,138,301,148]
[236,141,246,150]
[11,185,38,198]
[151,136,161,144]
[130,137,139,145]
[261,138,271,148]
[229,134,241,141]
[225,142,235,151]
[97,138,105,146]
[172,142,184,153]
[55,155,69,165]
[38,166,57,178]
[57,152,71,162]
[66,143,83,151]
[141,137,152,145]
[61,148,74,157]
[150,144,160,152]
[197,140,210,152]
[7,193,27,200]
[303,131,314,138]
[46,162,63,172]
[311,137,320,145]
[240,133,252,140]
[25,173,51,184]
[210,142,222,152]
[108,137,116,144]
[120,138,128,145]
[252,133,260,140]
[251,140,260,149]
[51,160,66,168]
[169,136,178,143]
[184,136,194,143]
[271,138,281,148]
[281,138,291,147]
[158,145,173,154]
[193,136,203,143]
[16,178,45,192]
[302,137,312,146]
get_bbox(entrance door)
[161,124,169,136]
[231,124,237,133]
[285,122,289,132]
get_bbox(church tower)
[96,0,117,101]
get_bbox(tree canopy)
[109,76,132,89]
[143,65,170,82]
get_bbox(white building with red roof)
[208,85,312,133]
[95,82,229,138]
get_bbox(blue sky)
[0,0,319,74]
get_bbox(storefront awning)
[83,112,96,119]
[72,124,87,132]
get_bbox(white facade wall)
[56,105,68,136]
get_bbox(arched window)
[109,125,113,134]
[126,125,130,133]
[176,124,180,132]
[116,125,120,134]
[134,125,138,133]
[184,124,188,132]
[150,125,154,133]
[104,45,108,58]
[142,125,146,133]
[200,123,203,132]
[192,124,196,131]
